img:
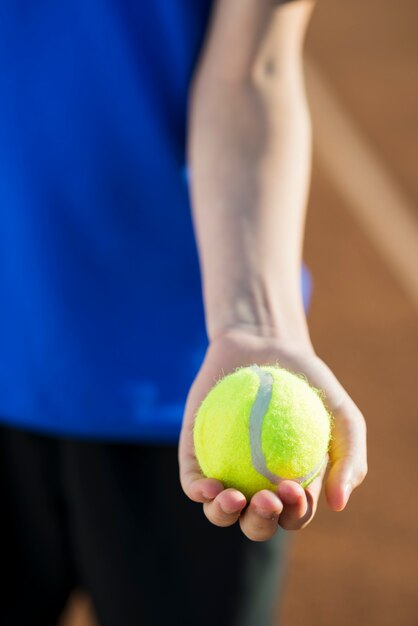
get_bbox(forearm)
[188,56,313,349]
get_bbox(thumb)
[325,399,368,511]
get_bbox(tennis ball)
[193,364,332,500]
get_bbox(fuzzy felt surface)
[193,365,332,499]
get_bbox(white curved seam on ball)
[248,365,278,484]
[248,365,326,485]
[295,456,327,485]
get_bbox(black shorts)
[0,424,290,626]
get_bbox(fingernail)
[255,507,280,521]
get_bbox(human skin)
[179,0,368,542]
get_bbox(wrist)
[206,326,316,376]
[205,275,312,349]
[208,317,313,354]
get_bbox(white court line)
[305,59,418,311]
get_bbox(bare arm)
[188,0,314,348]
[180,0,367,541]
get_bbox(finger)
[239,490,283,541]
[325,399,368,511]
[178,422,224,503]
[304,461,328,506]
[203,488,247,527]
[277,461,326,531]
[178,379,226,503]
[276,480,310,530]
[288,356,368,512]
[326,456,368,511]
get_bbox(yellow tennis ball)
[193,364,332,500]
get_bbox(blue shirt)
[0,1,311,442]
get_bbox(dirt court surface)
[279,162,418,626]
[61,1,418,625]
[279,1,418,624]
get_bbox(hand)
[179,328,368,541]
